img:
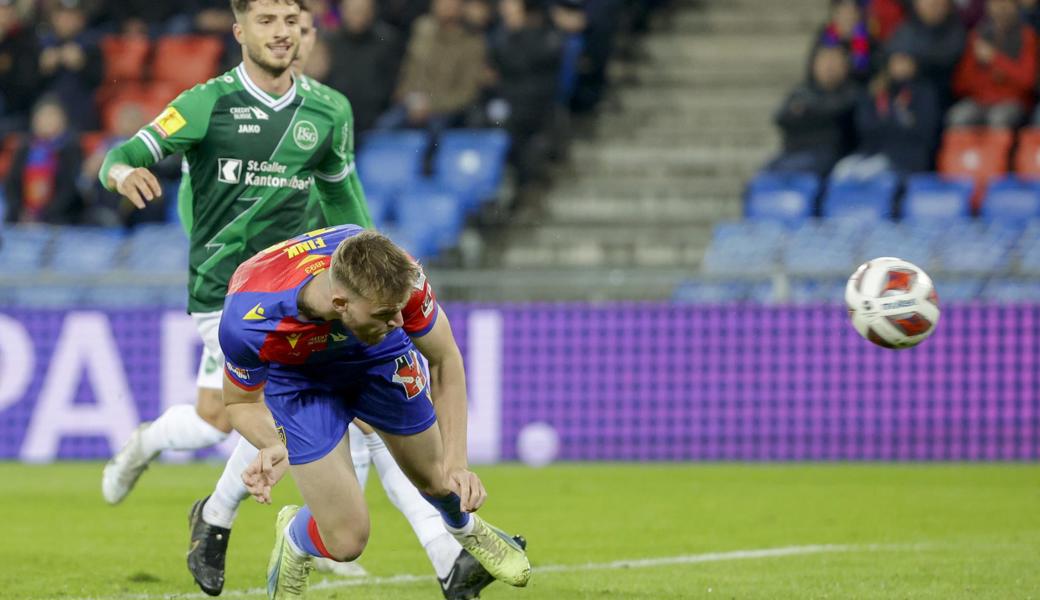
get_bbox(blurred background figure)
[376,0,487,133]
[947,0,1035,129]
[763,45,859,177]
[326,0,403,133]
[4,95,82,224]
[488,0,563,185]
[831,48,941,180]
[0,0,39,135]
[812,0,879,85]
[886,0,966,111]
[37,0,102,131]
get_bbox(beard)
[245,41,297,78]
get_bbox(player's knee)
[195,389,232,433]
[324,528,369,562]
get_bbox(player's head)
[292,1,316,72]
[328,231,419,345]
[230,0,302,77]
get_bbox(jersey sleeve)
[312,96,373,228]
[403,264,439,337]
[219,305,270,391]
[99,83,217,191]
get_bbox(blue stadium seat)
[902,174,973,222]
[356,131,429,195]
[672,279,751,304]
[395,183,467,252]
[930,277,983,303]
[982,279,1040,302]
[788,277,847,304]
[981,177,1040,226]
[782,220,861,276]
[860,222,937,271]
[934,222,1014,274]
[11,284,83,308]
[49,227,125,275]
[82,285,162,308]
[745,172,819,225]
[433,129,510,208]
[702,220,786,276]
[1015,220,1040,275]
[380,224,440,261]
[821,173,897,221]
[125,224,188,275]
[0,225,54,275]
[364,189,393,229]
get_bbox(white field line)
[66,543,919,600]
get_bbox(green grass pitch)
[2,463,1038,599]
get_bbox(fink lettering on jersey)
[284,237,327,259]
[238,124,261,134]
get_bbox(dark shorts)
[264,348,436,464]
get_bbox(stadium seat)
[98,82,172,133]
[82,285,163,308]
[860,222,937,271]
[1013,127,1040,178]
[396,183,467,251]
[0,226,54,275]
[821,173,897,221]
[1016,220,1040,275]
[981,177,1040,226]
[981,279,1040,302]
[380,224,439,261]
[788,277,847,304]
[356,131,429,195]
[48,227,125,275]
[152,35,224,90]
[11,284,83,308]
[100,35,151,84]
[937,127,1013,209]
[672,279,751,304]
[934,222,1015,275]
[929,277,983,303]
[124,224,188,275]
[744,172,819,225]
[702,220,786,276]
[902,174,973,222]
[782,220,861,276]
[363,190,393,229]
[432,129,511,208]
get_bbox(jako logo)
[293,120,319,150]
[882,298,917,310]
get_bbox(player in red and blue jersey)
[218,225,530,599]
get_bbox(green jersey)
[102,65,372,313]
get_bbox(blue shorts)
[264,349,436,464]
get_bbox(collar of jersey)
[235,63,297,111]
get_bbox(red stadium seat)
[100,35,151,84]
[98,82,169,133]
[0,133,21,181]
[1014,127,1040,179]
[152,35,224,90]
[937,127,1013,211]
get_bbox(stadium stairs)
[433,0,819,301]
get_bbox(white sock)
[366,432,463,578]
[140,404,228,456]
[444,518,476,536]
[203,436,256,529]
[348,423,371,492]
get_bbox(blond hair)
[331,231,419,303]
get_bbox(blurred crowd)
[764,0,1040,183]
[0,0,670,227]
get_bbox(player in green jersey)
[100,2,509,598]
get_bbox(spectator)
[376,0,487,132]
[0,0,39,134]
[38,0,103,131]
[1021,0,1040,36]
[763,45,859,177]
[812,0,879,84]
[887,0,966,110]
[488,0,563,183]
[326,0,403,133]
[867,0,910,41]
[955,0,987,27]
[4,96,83,224]
[379,0,430,34]
[551,0,588,107]
[949,0,1036,129]
[570,0,624,112]
[831,49,941,180]
[463,0,495,35]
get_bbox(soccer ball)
[845,257,940,350]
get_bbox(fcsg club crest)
[392,350,427,399]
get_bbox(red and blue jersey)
[219,224,439,396]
